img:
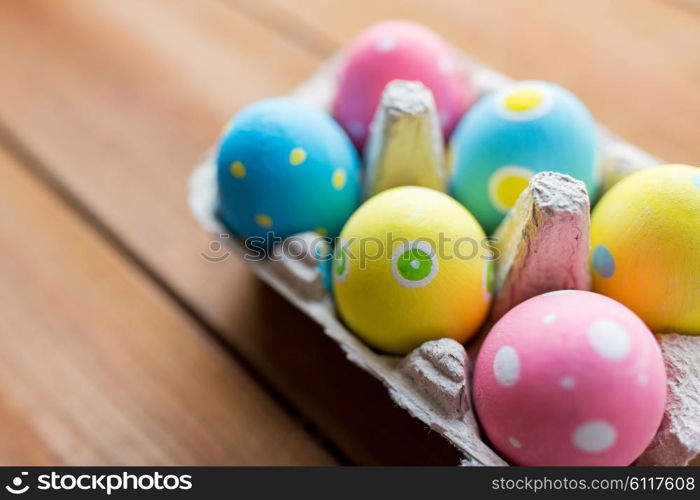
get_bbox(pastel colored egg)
[473,291,666,466]
[332,20,475,150]
[591,164,700,334]
[217,98,361,245]
[333,186,491,354]
[450,81,598,233]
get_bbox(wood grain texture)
[0,144,335,465]
[1,0,698,465]
[0,0,460,464]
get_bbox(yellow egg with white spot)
[591,164,700,334]
[333,186,492,354]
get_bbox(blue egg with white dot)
[449,81,598,233]
[217,98,361,246]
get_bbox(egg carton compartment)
[188,49,700,466]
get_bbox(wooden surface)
[0,0,698,465]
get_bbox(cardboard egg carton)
[188,50,700,466]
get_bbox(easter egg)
[333,186,492,354]
[473,290,666,466]
[450,81,598,233]
[332,20,474,150]
[217,98,361,245]
[591,164,700,334]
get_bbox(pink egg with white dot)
[473,290,666,466]
[332,20,475,150]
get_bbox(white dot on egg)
[560,376,575,390]
[572,420,617,453]
[493,345,520,387]
[508,437,522,449]
[638,373,649,385]
[588,319,631,361]
[542,313,557,325]
[376,36,397,52]
[438,57,453,75]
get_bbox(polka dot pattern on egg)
[230,161,246,178]
[504,87,545,112]
[495,83,554,122]
[450,80,597,233]
[588,318,630,361]
[487,166,534,213]
[560,377,575,390]
[255,214,273,229]
[334,243,350,283]
[391,241,439,288]
[572,420,617,453]
[289,147,307,166]
[493,345,520,387]
[332,169,347,190]
[542,313,556,324]
[332,20,474,151]
[333,186,491,355]
[438,57,453,75]
[473,290,666,465]
[216,98,361,244]
[590,164,700,333]
[376,36,397,52]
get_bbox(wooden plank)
[0,144,335,465]
[665,0,700,16]
[0,0,460,464]
[234,0,700,164]
[9,0,696,466]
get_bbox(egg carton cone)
[188,49,699,466]
[363,79,446,197]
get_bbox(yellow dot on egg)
[230,161,246,178]
[332,169,347,190]
[315,227,327,237]
[504,87,545,112]
[496,175,530,207]
[289,147,307,166]
[255,214,273,228]
[488,166,534,213]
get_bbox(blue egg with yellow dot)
[217,98,361,245]
[449,81,598,233]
